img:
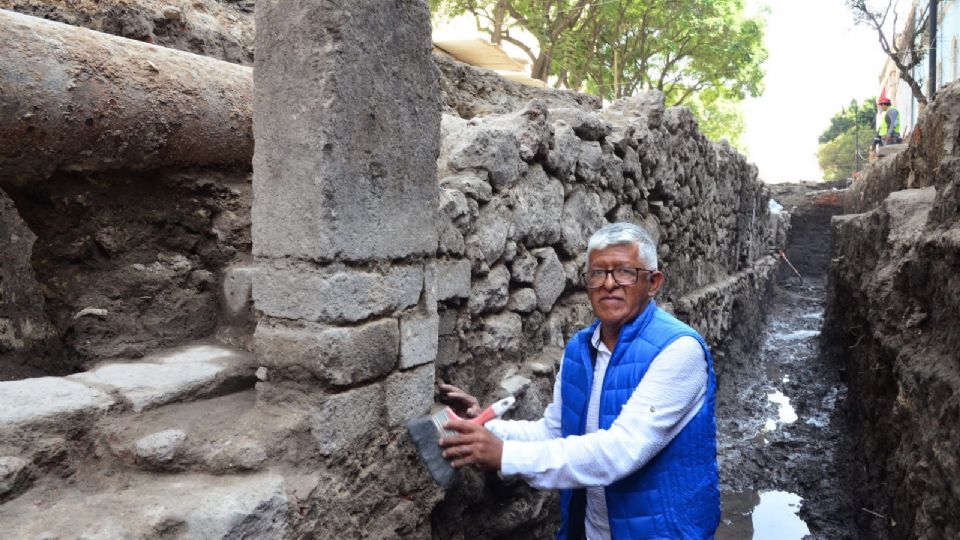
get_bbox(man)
[439,222,720,539]
[878,97,901,145]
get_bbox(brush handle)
[468,396,516,425]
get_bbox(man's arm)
[440,368,564,443]
[499,337,707,490]
[485,369,563,442]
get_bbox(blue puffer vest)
[556,300,720,540]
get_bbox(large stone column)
[251,1,441,528]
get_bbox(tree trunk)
[492,0,507,45]
[614,49,621,99]
[0,10,253,184]
[531,52,552,82]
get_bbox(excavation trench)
[716,277,853,539]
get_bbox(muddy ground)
[715,276,856,539]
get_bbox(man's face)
[586,243,664,331]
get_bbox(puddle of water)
[767,390,798,424]
[763,390,798,433]
[717,490,811,540]
[770,329,820,342]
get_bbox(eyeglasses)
[581,267,654,289]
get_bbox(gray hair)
[586,222,658,270]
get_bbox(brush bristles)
[431,408,458,439]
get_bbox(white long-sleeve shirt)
[486,327,707,540]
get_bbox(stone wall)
[825,82,960,539]
[426,94,783,535]
[0,4,786,538]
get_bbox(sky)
[434,1,892,183]
[741,0,888,183]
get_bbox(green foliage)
[568,0,766,105]
[818,98,878,144]
[431,1,767,144]
[816,97,877,181]
[685,88,746,149]
[817,129,874,181]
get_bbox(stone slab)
[221,264,257,319]
[253,260,423,323]
[309,383,384,456]
[400,313,439,369]
[252,0,440,262]
[433,259,472,301]
[255,317,398,386]
[69,344,253,412]
[0,472,290,539]
[0,377,114,427]
[385,363,435,427]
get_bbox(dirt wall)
[825,82,960,540]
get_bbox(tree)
[431,0,767,143]
[847,0,930,104]
[819,98,878,143]
[685,87,747,149]
[431,0,593,82]
[563,0,765,105]
[817,98,878,180]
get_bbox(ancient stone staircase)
[0,344,301,537]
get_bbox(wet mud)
[715,277,855,539]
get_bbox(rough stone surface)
[252,0,440,262]
[532,248,565,313]
[474,198,512,264]
[135,429,187,466]
[469,312,523,353]
[400,313,439,369]
[0,377,114,428]
[309,384,384,457]
[560,189,607,256]
[444,123,523,191]
[0,472,291,539]
[510,250,538,284]
[434,259,472,301]
[385,363,435,427]
[441,172,493,202]
[507,288,538,314]
[0,456,30,500]
[512,164,564,246]
[468,265,510,314]
[222,264,256,320]
[255,318,398,386]
[253,261,423,323]
[69,344,252,412]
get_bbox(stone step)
[0,342,260,502]
[96,390,284,475]
[0,343,256,437]
[67,342,257,413]
[0,471,291,538]
[877,143,907,157]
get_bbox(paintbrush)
[407,396,515,487]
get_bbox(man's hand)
[439,418,503,471]
[438,383,481,418]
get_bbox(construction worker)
[878,97,901,145]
